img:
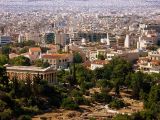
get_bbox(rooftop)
[29,47,41,52]
[42,54,71,59]
[6,65,55,72]
[91,60,109,65]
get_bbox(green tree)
[57,69,69,84]
[146,84,160,109]
[92,91,112,104]
[19,47,28,54]
[0,67,9,89]
[34,59,50,68]
[75,64,93,85]
[18,115,31,120]
[94,68,103,80]
[0,54,8,66]
[109,98,125,109]
[61,97,79,110]
[12,76,19,98]
[1,45,11,55]
[64,75,74,86]
[10,56,31,66]
[130,72,144,99]
[96,79,112,90]
[73,52,83,63]
[24,75,32,98]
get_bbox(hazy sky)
[0,0,159,12]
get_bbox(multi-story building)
[55,30,68,47]
[42,53,73,69]
[137,50,160,73]
[22,47,41,61]
[29,47,41,56]
[89,50,97,61]
[0,36,11,45]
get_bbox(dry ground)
[32,89,143,120]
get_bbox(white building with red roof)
[42,53,73,69]
[91,60,109,70]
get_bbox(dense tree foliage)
[0,54,8,66]
[73,52,83,63]
[34,59,50,68]
[0,67,62,119]
[1,45,11,55]
[14,40,36,48]
[10,56,31,66]
[1,56,160,119]
[19,47,28,54]
[108,98,125,109]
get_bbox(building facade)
[0,36,11,45]
[6,65,57,84]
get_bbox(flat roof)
[6,66,55,72]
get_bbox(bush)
[19,47,28,54]
[74,96,90,105]
[0,100,7,112]
[92,92,112,103]
[34,59,50,68]
[131,110,155,120]
[61,98,79,110]
[89,117,96,120]
[80,82,94,90]
[22,106,39,115]
[0,54,8,66]
[73,52,83,63]
[10,56,31,66]
[109,99,125,109]
[0,108,13,120]
[18,115,31,120]
[71,89,83,97]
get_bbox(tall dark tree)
[73,52,83,63]
[12,76,19,98]
[0,67,9,90]
[25,74,32,98]
[131,72,144,99]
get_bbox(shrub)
[22,106,39,115]
[61,98,79,110]
[74,96,90,105]
[18,115,31,120]
[109,99,125,109]
[92,92,112,104]
[0,108,13,120]
[71,89,83,97]
[0,100,7,112]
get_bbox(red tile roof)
[92,60,109,65]
[42,54,71,59]
[29,47,41,52]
